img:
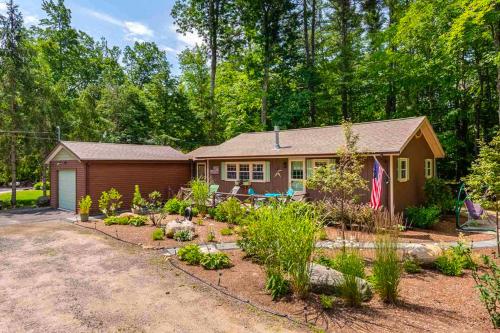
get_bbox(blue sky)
[0,0,203,73]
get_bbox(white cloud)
[0,3,7,15]
[83,8,154,41]
[170,24,203,48]
[160,45,179,54]
[25,15,39,26]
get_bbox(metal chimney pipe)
[274,126,280,150]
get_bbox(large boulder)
[405,243,443,265]
[309,263,373,301]
[165,219,195,238]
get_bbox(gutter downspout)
[390,155,395,216]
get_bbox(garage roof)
[45,141,190,163]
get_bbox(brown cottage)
[45,141,191,214]
[190,116,445,213]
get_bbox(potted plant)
[78,195,92,222]
[132,185,146,214]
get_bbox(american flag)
[370,159,384,210]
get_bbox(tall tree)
[0,0,30,206]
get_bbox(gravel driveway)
[0,221,300,332]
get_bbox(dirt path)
[0,222,302,333]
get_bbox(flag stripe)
[370,159,384,210]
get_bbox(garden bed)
[75,214,239,249]
[175,249,495,332]
[324,216,496,244]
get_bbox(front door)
[197,163,206,180]
[289,159,305,194]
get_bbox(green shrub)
[132,185,145,209]
[372,233,402,303]
[265,270,290,300]
[129,215,147,227]
[191,206,200,217]
[207,207,217,219]
[200,252,232,270]
[164,198,181,214]
[215,197,245,224]
[317,228,328,240]
[33,181,50,191]
[320,294,334,310]
[190,179,209,214]
[146,191,165,226]
[451,235,477,270]
[472,255,500,329]
[177,200,192,215]
[152,228,165,241]
[315,200,374,231]
[239,202,319,298]
[435,249,464,276]
[98,188,123,217]
[329,249,365,307]
[206,229,216,242]
[103,216,130,226]
[178,244,203,265]
[78,195,92,215]
[405,206,440,229]
[220,227,233,236]
[403,258,421,274]
[423,178,454,213]
[173,230,194,242]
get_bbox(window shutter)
[265,161,271,182]
[221,162,226,181]
[306,160,313,178]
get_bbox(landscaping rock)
[200,245,219,254]
[36,196,50,207]
[405,243,443,265]
[165,219,195,238]
[309,263,372,301]
[119,212,138,218]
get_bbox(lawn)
[0,190,48,208]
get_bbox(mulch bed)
[176,249,496,332]
[75,214,239,249]
[324,216,496,244]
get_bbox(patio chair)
[455,183,496,232]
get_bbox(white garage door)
[58,170,76,211]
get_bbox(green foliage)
[316,200,374,230]
[265,270,290,300]
[423,178,454,213]
[128,215,147,227]
[472,255,500,329]
[200,252,232,270]
[164,198,182,214]
[403,258,422,274]
[177,200,192,215]
[239,202,319,298]
[206,229,216,242]
[146,191,165,226]
[405,206,441,229]
[173,229,194,242]
[191,206,199,217]
[220,227,233,236]
[319,294,334,310]
[215,197,245,224]
[465,132,500,205]
[78,195,92,215]
[132,185,145,208]
[103,216,130,226]
[0,190,47,209]
[33,181,50,191]
[152,228,165,241]
[435,249,464,276]
[190,179,209,214]
[98,188,123,217]
[372,234,402,303]
[177,244,203,265]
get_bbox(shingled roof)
[45,141,189,163]
[191,116,444,159]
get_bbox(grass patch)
[0,190,48,208]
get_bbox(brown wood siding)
[49,160,87,211]
[86,162,191,214]
[50,160,191,214]
[205,159,289,195]
[394,134,434,212]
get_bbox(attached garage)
[45,141,191,214]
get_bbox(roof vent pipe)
[274,126,280,150]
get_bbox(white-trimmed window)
[397,158,409,182]
[224,162,267,182]
[425,159,433,179]
[313,159,329,168]
[239,164,250,181]
[252,163,264,180]
[226,163,237,180]
[196,163,206,180]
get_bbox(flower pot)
[80,213,89,222]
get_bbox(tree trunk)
[494,18,500,125]
[309,0,317,125]
[261,9,270,126]
[42,164,47,197]
[10,134,16,208]
[209,0,218,141]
